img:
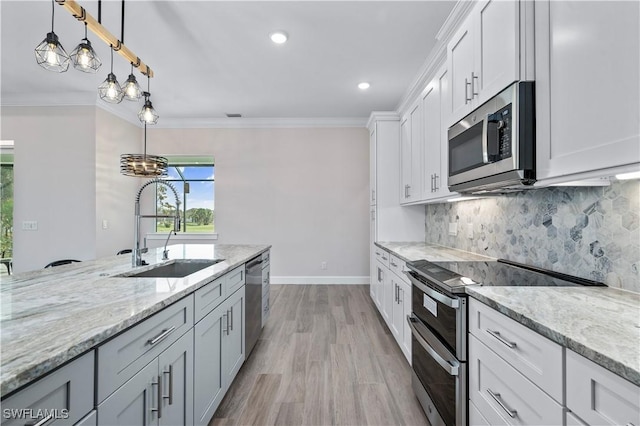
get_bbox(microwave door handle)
[482,114,490,163]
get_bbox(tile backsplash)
[425,181,640,293]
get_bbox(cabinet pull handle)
[28,413,54,426]
[486,329,517,349]
[147,326,176,346]
[394,284,398,303]
[471,72,479,97]
[465,78,472,104]
[487,389,517,418]
[434,174,439,191]
[230,306,234,331]
[162,365,174,405]
[390,260,397,267]
[151,375,162,419]
[223,311,229,335]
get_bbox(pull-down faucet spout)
[133,178,181,267]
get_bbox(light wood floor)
[211,285,428,426]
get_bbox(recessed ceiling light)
[270,31,288,44]
[358,82,371,90]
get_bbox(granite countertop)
[375,241,495,262]
[0,243,270,398]
[378,241,640,387]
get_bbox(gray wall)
[425,181,640,293]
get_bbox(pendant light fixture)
[123,63,142,101]
[70,22,102,73]
[120,123,168,177]
[98,46,124,104]
[34,0,70,73]
[138,75,159,124]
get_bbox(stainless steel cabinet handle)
[407,315,459,376]
[147,326,176,346]
[405,272,460,309]
[394,284,399,303]
[230,306,234,331]
[487,389,517,418]
[29,413,54,426]
[434,174,439,191]
[465,78,472,104]
[486,329,517,349]
[162,365,174,405]
[372,189,375,202]
[471,72,479,98]
[151,375,162,419]
[223,312,229,335]
[382,254,388,261]
[390,260,397,267]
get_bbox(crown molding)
[153,116,368,129]
[95,102,143,127]
[1,92,96,108]
[395,0,475,116]
[366,111,400,130]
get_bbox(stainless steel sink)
[119,259,223,278]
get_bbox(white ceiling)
[1,1,455,126]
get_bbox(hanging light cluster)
[120,123,168,177]
[34,0,159,125]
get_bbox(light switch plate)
[22,220,38,231]
[448,222,458,236]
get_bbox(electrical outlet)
[467,223,474,239]
[448,222,458,236]
[320,262,327,270]
[102,219,109,230]
[22,220,38,231]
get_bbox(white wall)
[148,127,370,282]
[1,106,141,272]
[94,107,143,258]
[2,106,97,272]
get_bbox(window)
[155,157,214,233]
[1,141,14,267]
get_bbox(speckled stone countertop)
[375,241,495,262]
[0,243,270,398]
[468,286,640,386]
[377,241,640,387]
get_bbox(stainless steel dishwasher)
[245,255,263,356]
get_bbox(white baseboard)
[271,276,370,285]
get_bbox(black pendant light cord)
[51,0,55,32]
[84,22,88,40]
[98,0,102,24]
[143,122,147,155]
[121,0,125,43]
[110,45,114,73]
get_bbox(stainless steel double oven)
[405,260,473,426]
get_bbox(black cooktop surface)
[407,258,606,293]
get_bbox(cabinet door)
[437,66,452,198]
[390,278,402,342]
[536,0,640,180]
[409,101,422,203]
[98,359,159,426]
[474,0,519,106]
[421,84,441,200]
[380,264,393,325]
[223,286,245,387]
[194,303,225,426]
[448,15,475,123]
[399,279,412,363]
[158,329,193,426]
[400,116,412,204]
[370,127,376,206]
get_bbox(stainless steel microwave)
[447,81,535,194]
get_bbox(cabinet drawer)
[97,295,193,403]
[389,255,410,284]
[374,249,389,268]
[469,335,564,425]
[2,351,94,426]
[566,349,640,426]
[469,298,563,402]
[226,265,245,295]
[194,276,225,324]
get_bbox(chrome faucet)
[133,178,181,267]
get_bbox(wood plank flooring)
[211,285,428,426]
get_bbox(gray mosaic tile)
[425,180,640,292]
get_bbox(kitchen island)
[0,243,270,424]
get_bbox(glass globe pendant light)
[138,75,159,124]
[122,63,142,101]
[98,46,124,104]
[34,0,70,73]
[70,22,102,73]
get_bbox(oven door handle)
[407,314,459,376]
[405,272,460,309]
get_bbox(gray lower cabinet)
[0,351,94,426]
[98,329,193,426]
[194,286,245,426]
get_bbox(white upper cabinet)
[535,0,640,182]
[400,102,423,205]
[447,0,522,125]
[370,127,376,206]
